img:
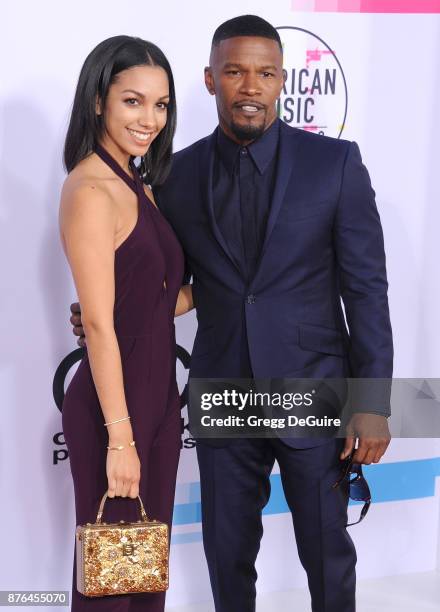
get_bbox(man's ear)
[204,66,215,95]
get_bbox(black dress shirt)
[213,119,280,283]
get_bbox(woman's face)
[98,64,170,159]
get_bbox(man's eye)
[262,72,274,78]
[226,70,240,76]
[125,98,139,105]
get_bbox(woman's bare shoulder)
[59,163,117,239]
[60,159,114,217]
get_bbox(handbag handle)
[95,492,149,524]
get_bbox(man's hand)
[70,302,86,347]
[341,413,391,464]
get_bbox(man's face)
[205,36,285,144]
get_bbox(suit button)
[246,294,256,304]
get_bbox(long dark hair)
[63,35,176,186]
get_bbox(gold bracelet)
[107,441,136,451]
[104,415,131,427]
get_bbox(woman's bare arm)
[175,284,194,316]
[60,183,134,447]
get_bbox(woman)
[60,35,193,611]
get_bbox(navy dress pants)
[196,438,357,612]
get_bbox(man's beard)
[230,116,266,142]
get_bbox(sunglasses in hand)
[332,449,371,527]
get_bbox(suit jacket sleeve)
[154,182,192,285]
[334,141,393,416]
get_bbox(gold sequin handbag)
[75,492,169,597]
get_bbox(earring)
[140,156,147,179]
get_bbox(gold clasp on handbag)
[122,543,135,556]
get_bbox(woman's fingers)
[107,451,140,499]
[128,481,139,499]
[113,477,138,497]
[107,476,117,498]
[115,478,127,497]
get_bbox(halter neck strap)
[94,143,138,195]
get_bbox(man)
[71,15,392,612]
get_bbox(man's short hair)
[211,15,283,53]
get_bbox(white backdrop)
[1,0,440,610]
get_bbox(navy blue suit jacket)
[156,120,393,447]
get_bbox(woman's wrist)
[107,440,136,451]
[107,420,133,445]
[104,414,130,427]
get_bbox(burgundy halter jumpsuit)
[62,144,184,611]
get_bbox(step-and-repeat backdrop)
[1,0,440,608]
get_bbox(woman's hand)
[106,444,141,499]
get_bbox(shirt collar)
[216,118,280,176]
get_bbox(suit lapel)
[250,122,302,288]
[261,122,301,255]
[198,128,245,279]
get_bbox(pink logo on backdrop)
[276,27,347,138]
[306,48,333,68]
[291,0,440,13]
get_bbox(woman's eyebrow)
[121,90,170,101]
[121,89,145,98]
